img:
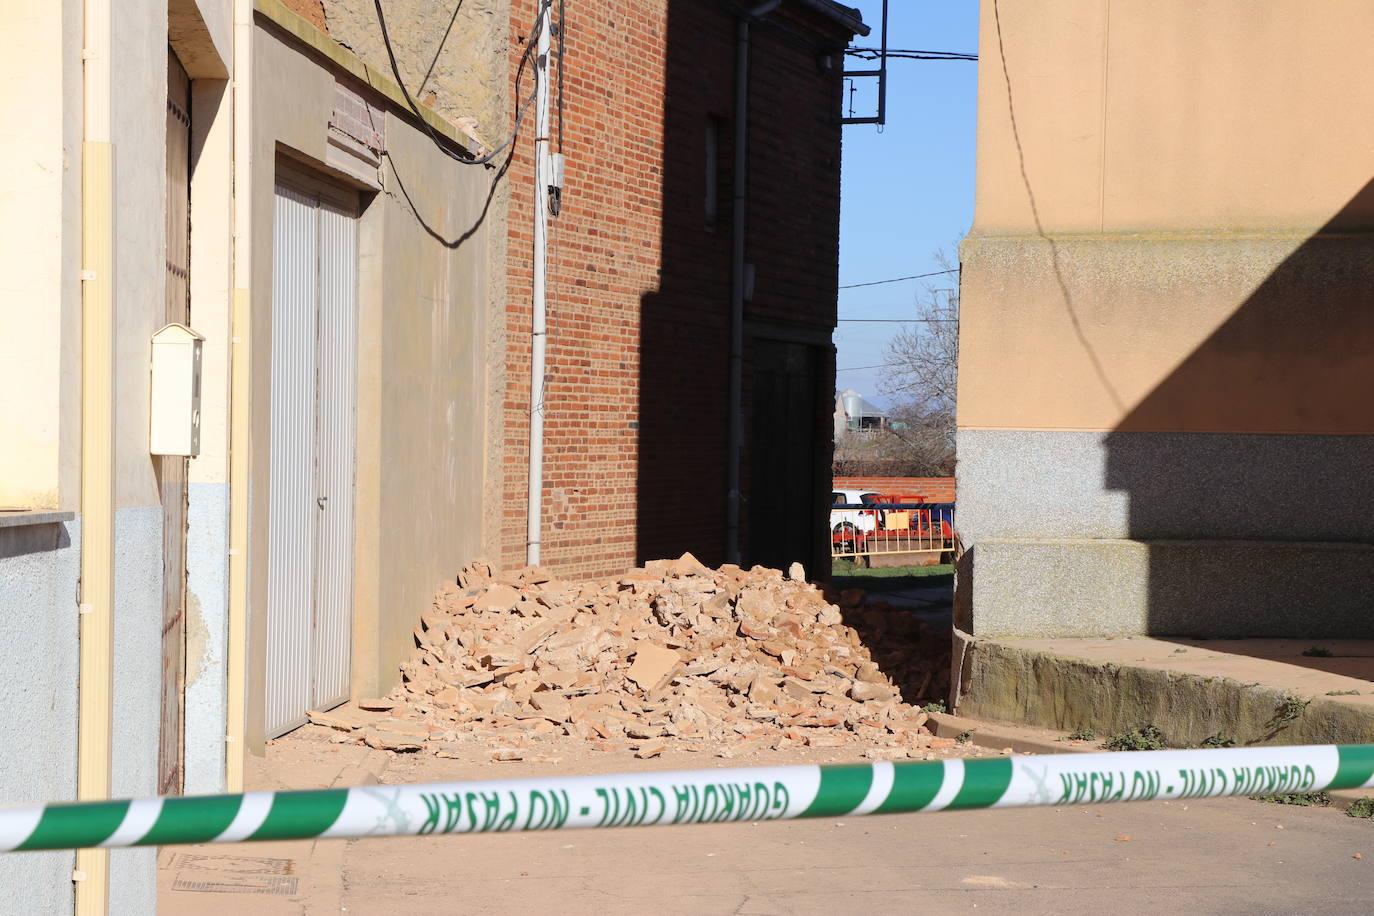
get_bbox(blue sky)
[835,1,979,406]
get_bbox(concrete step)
[953,633,1374,750]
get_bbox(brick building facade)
[501,1,866,578]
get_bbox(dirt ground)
[156,725,1374,915]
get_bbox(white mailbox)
[149,323,204,456]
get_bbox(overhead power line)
[373,0,545,165]
[837,318,956,323]
[836,363,900,373]
[847,47,978,61]
[839,268,958,290]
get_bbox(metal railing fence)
[830,502,956,563]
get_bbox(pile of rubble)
[316,555,951,760]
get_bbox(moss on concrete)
[954,631,1374,747]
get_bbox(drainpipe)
[225,0,254,794]
[527,0,552,566]
[725,0,780,566]
[75,0,115,910]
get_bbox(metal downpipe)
[725,0,780,565]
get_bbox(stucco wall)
[184,482,230,793]
[0,519,80,915]
[320,0,507,146]
[108,506,162,915]
[112,0,173,513]
[974,0,1374,236]
[245,17,497,742]
[311,0,513,567]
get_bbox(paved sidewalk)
[158,730,1374,914]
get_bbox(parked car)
[831,489,884,545]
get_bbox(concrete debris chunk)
[625,642,680,692]
[473,583,521,613]
[382,553,950,757]
[306,709,360,733]
[361,728,424,752]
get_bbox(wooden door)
[158,48,191,797]
[748,339,820,572]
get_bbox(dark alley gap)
[633,2,849,577]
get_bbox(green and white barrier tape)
[3,745,1372,852]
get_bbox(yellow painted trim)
[253,0,489,154]
[225,288,251,793]
[75,140,115,916]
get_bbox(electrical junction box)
[149,323,204,456]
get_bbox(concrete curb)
[928,710,1374,810]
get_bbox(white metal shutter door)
[311,200,358,709]
[266,183,320,737]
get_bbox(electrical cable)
[556,0,566,153]
[839,268,958,289]
[837,318,956,323]
[373,0,545,165]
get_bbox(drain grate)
[171,874,299,896]
[166,853,299,895]
[167,853,295,875]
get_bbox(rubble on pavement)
[317,554,952,760]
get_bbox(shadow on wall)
[633,0,733,567]
[0,522,72,561]
[986,0,1374,639]
[1102,179,1374,638]
[634,1,840,574]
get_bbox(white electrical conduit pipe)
[527,0,553,565]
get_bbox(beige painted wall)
[245,18,495,744]
[313,0,512,563]
[110,0,178,512]
[975,0,1374,236]
[0,0,83,509]
[365,116,491,694]
[188,78,236,486]
[963,0,1374,434]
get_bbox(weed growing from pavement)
[1326,689,1361,696]
[1199,733,1236,748]
[1103,724,1166,751]
[922,701,947,714]
[1252,792,1331,807]
[955,730,973,744]
[1346,798,1374,818]
[1273,696,1311,726]
[1059,727,1096,742]
[1302,646,1335,658]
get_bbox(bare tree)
[861,248,960,475]
[880,249,959,417]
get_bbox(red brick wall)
[501,2,855,578]
[833,477,958,503]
